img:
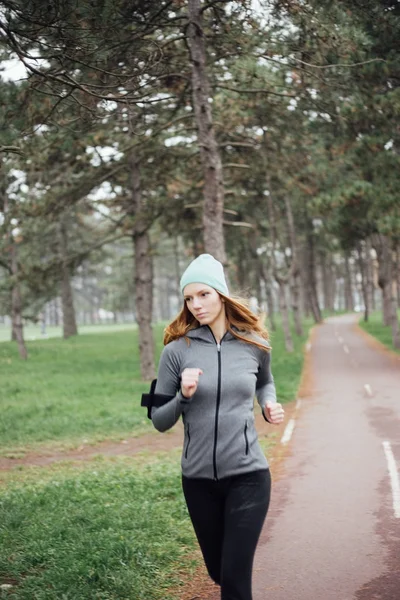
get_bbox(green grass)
[0,455,198,600]
[0,328,159,455]
[268,317,314,402]
[0,323,138,343]
[358,310,400,354]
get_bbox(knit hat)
[180,254,229,296]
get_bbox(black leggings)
[182,469,271,600]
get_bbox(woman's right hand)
[181,368,203,399]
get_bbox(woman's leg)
[221,469,271,600]
[182,476,224,585]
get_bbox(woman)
[146,254,284,600]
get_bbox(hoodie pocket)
[184,423,191,459]
[244,421,249,455]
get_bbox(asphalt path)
[250,314,400,600]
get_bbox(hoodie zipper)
[213,341,222,480]
[206,326,228,481]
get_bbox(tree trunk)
[320,249,335,312]
[130,151,155,381]
[390,293,400,348]
[174,237,183,297]
[365,238,375,312]
[283,194,303,335]
[134,233,155,380]
[59,217,78,339]
[254,260,264,311]
[3,192,27,358]
[372,234,400,348]
[265,184,302,337]
[236,244,251,292]
[299,244,311,317]
[52,297,60,326]
[380,239,400,348]
[187,0,226,264]
[356,241,370,322]
[372,234,392,326]
[305,223,322,323]
[248,234,273,324]
[396,244,400,309]
[260,257,276,332]
[291,271,303,336]
[10,243,28,359]
[344,252,354,311]
[278,282,294,352]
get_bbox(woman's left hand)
[264,401,285,424]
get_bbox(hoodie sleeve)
[255,349,277,420]
[151,343,188,432]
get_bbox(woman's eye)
[202,292,209,297]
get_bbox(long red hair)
[164,293,271,352]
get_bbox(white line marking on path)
[305,342,312,352]
[281,419,296,445]
[343,344,349,354]
[364,384,373,397]
[338,336,344,344]
[382,441,400,519]
[296,398,302,410]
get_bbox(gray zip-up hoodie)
[152,325,277,480]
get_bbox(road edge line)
[281,419,296,445]
[382,440,400,519]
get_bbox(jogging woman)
[148,253,284,600]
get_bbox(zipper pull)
[217,342,221,352]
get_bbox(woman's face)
[183,283,225,328]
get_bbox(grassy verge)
[268,316,314,402]
[0,454,199,600]
[0,437,282,600]
[0,328,157,455]
[0,323,138,343]
[358,311,400,355]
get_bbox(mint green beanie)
[180,254,229,296]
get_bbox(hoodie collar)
[185,325,235,343]
[185,325,270,349]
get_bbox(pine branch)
[0,145,23,155]
[215,84,296,98]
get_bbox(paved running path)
[204,314,400,600]
[251,314,400,600]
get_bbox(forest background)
[0,0,399,377]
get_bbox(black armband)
[141,379,175,419]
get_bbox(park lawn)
[0,452,199,600]
[0,323,138,344]
[0,319,313,455]
[358,311,400,355]
[0,327,162,456]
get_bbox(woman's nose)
[192,297,202,308]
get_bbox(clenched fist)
[264,401,285,424]
[181,368,203,399]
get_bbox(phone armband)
[141,379,175,419]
